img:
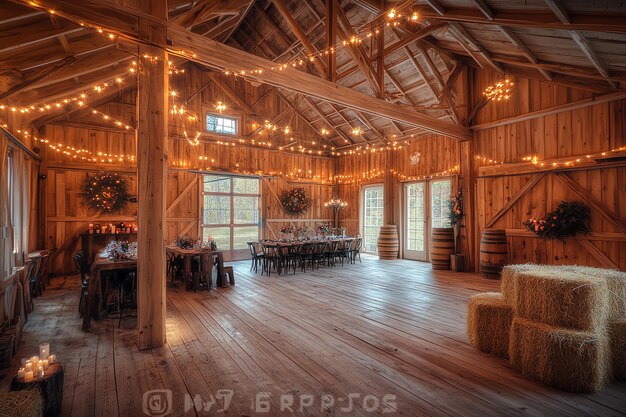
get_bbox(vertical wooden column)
[376,0,385,99]
[325,0,337,82]
[137,15,168,350]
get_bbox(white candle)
[30,356,39,365]
[24,370,33,382]
[24,362,33,372]
[39,343,49,359]
[37,366,44,379]
[41,359,49,370]
[17,368,25,378]
[48,354,56,364]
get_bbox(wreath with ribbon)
[80,172,131,213]
[281,187,312,215]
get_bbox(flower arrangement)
[523,201,591,239]
[105,241,137,261]
[80,171,131,213]
[448,188,463,226]
[281,187,312,215]
[175,235,197,249]
[280,225,295,235]
[317,222,332,235]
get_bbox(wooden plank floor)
[2,255,625,416]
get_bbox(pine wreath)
[281,187,312,215]
[80,172,131,213]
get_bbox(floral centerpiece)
[175,235,197,249]
[523,200,591,239]
[317,222,332,236]
[105,241,137,261]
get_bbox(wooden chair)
[73,250,90,317]
[350,238,363,264]
[247,242,264,273]
[192,252,213,291]
[114,269,137,328]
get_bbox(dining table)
[166,246,225,289]
[82,255,137,330]
[252,237,355,274]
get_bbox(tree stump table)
[11,363,64,417]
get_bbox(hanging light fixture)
[324,197,348,209]
[484,77,515,101]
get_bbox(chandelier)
[484,78,514,101]
[324,197,348,209]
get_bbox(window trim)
[205,112,239,136]
[200,174,261,255]
[360,183,384,254]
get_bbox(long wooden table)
[166,246,225,289]
[82,256,137,330]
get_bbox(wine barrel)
[378,225,399,260]
[431,228,455,270]
[480,228,508,279]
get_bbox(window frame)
[205,112,239,136]
[360,183,385,254]
[200,174,261,256]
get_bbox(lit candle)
[48,354,56,364]
[37,366,44,379]
[40,343,49,359]
[24,370,34,382]
[24,362,33,372]
[30,356,39,364]
[17,368,25,378]
[41,359,49,370]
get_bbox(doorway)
[403,178,452,261]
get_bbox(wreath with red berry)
[280,187,312,215]
[80,171,131,213]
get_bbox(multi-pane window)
[431,179,452,228]
[201,175,260,253]
[362,185,384,253]
[406,182,426,252]
[206,114,237,135]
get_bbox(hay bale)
[514,269,609,332]
[509,317,611,392]
[501,264,550,304]
[467,292,513,357]
[561,266,626,320]
[610,319,626,380]
[0,390,42,417]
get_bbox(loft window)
[206,113,238,135]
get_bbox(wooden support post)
[383,154,397,226]
[137,13,168,350]
[326,0,337,82]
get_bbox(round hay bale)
[609,319,626,380]
[509,317,611,393]
[514,269,609,332]
[467,292,513,358]
[0,390,42,417]
[561,266,626,320]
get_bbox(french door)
[404,179,452,261]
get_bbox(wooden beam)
[449,23,504,74]
[497,25,551,81]
[272,0,326,77]
[325,0,337,82]
[335,6,381,97]
[485,174,546,228]
[376,0,385,99]
[542,0,570,24]
[471,90,626,130]
[569,31,616,89]
[136,8,168,349]
[0,56,76,101]
[0,18,83,54]
[15,0,471,139]
[305,97,352,144]
[423,0,446,15]
[417,7,626,34]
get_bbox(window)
[430,179,452,228]
[361,185,384,253]
[206,113,238,135]
[201,174,260,255]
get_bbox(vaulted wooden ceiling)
[0,0,625,152]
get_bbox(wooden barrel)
[378,225,399,260]
[480,228,508,279]
[431,228,455,270]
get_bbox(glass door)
[430,179,452,228]
[361,185,384,253]
[404,182,427,261]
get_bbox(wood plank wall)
[42,66,335,274]
[471,70,626,271]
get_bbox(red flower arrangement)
[281,187,312,215]
[523,201,590,239]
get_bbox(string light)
[484,78,514,101]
